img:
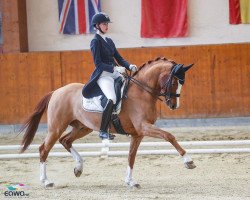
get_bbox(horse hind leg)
[39,143,54,188]
[39,127,67,187]
[59,121,92,177]
[125,135,143,188]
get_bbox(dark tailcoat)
[82,34,131,98]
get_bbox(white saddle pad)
[82,94,123,114]
[82,95,107,113]
[82,71,126,114]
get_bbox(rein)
[125,75,164,101]
[124,64,181,102]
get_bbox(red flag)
[141,0,188,38]
[229,0,241,24]
[229,0,250,24]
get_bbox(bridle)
[124,64,185,103]
[160,64,185,104]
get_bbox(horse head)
[159,62,194,110]
[133,57,193,110]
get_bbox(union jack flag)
[58,0,101,34]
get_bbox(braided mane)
[132,57,176,77]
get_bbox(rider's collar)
[97,31,107,42]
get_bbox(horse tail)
[20,91,53,153]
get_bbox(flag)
[0,11,3,45]
[58,0,101,34]
[141,0,188,38]
[229,0,250,24]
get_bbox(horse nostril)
[171,104,176,109]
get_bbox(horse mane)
[132,57,176,77]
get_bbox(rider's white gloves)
[115,66,126,74]
[129,64,138,72]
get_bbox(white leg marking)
[70,147,83,172]
[125,166,140,188]
[101,139,110,158]
[40,162,54,187]
[40,162,47,182]
[182,153,193,163]
[181,153,196,169]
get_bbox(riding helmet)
[91,12,112,27]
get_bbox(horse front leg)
[139,122,196,169]
[125,135,143,188]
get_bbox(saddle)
[82,76,125,113]
[82,75,128,136]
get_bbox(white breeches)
[97,70,121,104]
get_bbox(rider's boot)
[99,100,115,140]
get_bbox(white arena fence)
[0,140,250,159]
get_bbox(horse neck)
[136,62,169,90]
[126,63,165,120]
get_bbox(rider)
[82,12,138,140]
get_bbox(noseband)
[124,64,184,103]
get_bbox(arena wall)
[0,43,249,123]
[26,0,250,51]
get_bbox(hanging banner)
[58,0,101,34]
[229,0,250,24]
[141,0,188,38]
[0,11,3,45]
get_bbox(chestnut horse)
[20,57,195,188]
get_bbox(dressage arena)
[0,119,249,200]
[1,1,250,199]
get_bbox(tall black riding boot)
[99,100,115,140]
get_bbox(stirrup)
[99,131,115,140]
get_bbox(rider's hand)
[115,66,126,74]
[129,64,138,72]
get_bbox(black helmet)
[91,13,112,27]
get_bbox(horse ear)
[183,64,194,72]
[174,64,184,74]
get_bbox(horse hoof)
[184,161,196,169]
[126,182,141,189]
[74,167,82,177]
[44,180,54,188]
[133,183,141,189]
[45,182,54,188]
